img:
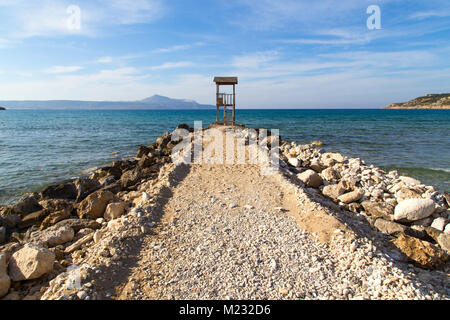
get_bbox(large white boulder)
[393,198,436,222]
[8,243,55,281]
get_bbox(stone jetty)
[0,124,449,300]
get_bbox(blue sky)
[0,0,449,108]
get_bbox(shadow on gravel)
[285,173,449,298]
[88,163,192,300]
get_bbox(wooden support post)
[232,84,236,124]
[216,84,219,123]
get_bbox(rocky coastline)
[1,123,449,300]
[382,94,450,109]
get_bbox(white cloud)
[410,10,450,20]
[0,0,165,39]
[152,42,204,53]
[232,51,279,69]
[43,65,84,74]
[96,56,114,63]
[149,61,194,70]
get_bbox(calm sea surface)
[0,109,449,204]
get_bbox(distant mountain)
[382,94,450,109]
[0,95,215,110]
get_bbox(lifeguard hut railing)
[214,77,238,125]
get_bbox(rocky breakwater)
[279,141,450,270]
[0,125,188,299]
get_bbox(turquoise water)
[0,109,449,204]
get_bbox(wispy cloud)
[149,61,194,70]
[410,10,450,20]
[0,0,166,39]
[43,66,84,74]
[232,51,279,69]
[152,42,204,53]
[96,56,114,63]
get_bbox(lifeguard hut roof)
[213,77,238,85]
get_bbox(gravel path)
[115,162,448,300]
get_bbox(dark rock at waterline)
[12,194,42,216]
[0,107,6,110]
[74,178,101,202]
[91,166,122,180]
[101,181,122,194]
[41,182,77,200]
[137,155,155,168]
[176,123,194,132]
[137,145,152,158]
[39,199,73,212]
[121,167,143,189]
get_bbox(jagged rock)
[156,135,171,148]
[52,218,100,232]
[430,217,446,231]
[39,208,71,230]
[121,167,143,189]
[297,170,323,188]
[74,178,101,202]
[361,201,394,220]
[322,180,350,200]
[437,233,450,253]
[104,202,128,221]
[102,181,122,194]
[99,175,116,186]
[29,226,74,247]
[18,209,50,229]
[394,198,436,222]
[321,167,340,181]
[41,182,77,200]
[39,199,73,212]
[12,194,42,215]
[76,190,114,220]
[92,166,123,181]
[137,145,152,158]
[8,243,55,281]
[138,155,154,168]
[0,226,5,244]
[374,219,406,235]
[0,211,21,229]
[338,189,363,204]
[392,234,448,269]
[0,253,10,298]
[309,160,324,173]
[64,233,94,253]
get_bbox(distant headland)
[0,95,215,110]
[382,94,450,109]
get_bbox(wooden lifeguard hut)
[214,76,238,125]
